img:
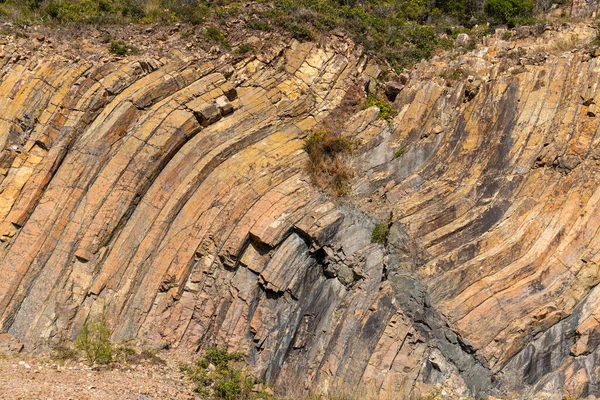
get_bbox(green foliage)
[213,368,254,400]
[364,95,397,120]
[283,21,315,41]
[205,346,231,369]
[0,0,501,68]
[74,307,113,365]
[371,221,390,244]
[245,19,270,31]
[260,0,451,67]
[394,148,406,158]
[234,43,254,55]
[182,346,270,400]
[41,0,141,23]
[160,0,209,24]
[206,26,231,49]
[484,0,534,27]
[109,40,139,56]
[303,130,325,154]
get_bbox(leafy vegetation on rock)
[206,26,231,49]
[371,221,390,244]
[394,148,406,158]
[364,94,397,120]
[108,39,139,56]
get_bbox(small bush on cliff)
[74,307,113,365]
[364,95,397,120]
[394,148,406,158]
[234,43,254,55]
[206,26,231,49]
[109,40,138,56]
[304,130,354,197]
[371,221,390,244]
[181,346,271,400]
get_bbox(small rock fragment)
[454,33,471,48]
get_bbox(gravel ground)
[0,353,197,400]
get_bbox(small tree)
[74,306,113,365]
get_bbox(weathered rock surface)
[1,20,600,399]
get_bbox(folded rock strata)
[1,26,600,399]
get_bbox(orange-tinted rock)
[3,23,600,400]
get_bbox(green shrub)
[74,307,113,365]
[364,95,397,120]
[109,40,138,56]
[284,22,315,41]
[206,26,231,49]
[42,0,121,23]
[371,222,390,244]
[182,346,270,400]
[234,43,254,55]
[205,346,231,369]
[394,148,406,158]
[484,0,534,27]
[118,0,144,19]
[245,19,270,31]
[213,368,254,400]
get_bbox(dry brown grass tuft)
[303,84,364,197]
[304,130,354,197]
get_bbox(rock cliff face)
[1,22,600,399]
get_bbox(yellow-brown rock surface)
[1,22,600,399]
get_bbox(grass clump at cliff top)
[181,346,272,400]
[304,130,354,197]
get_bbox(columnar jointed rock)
[2,25,600,400]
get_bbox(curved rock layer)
[1,28,600,399]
